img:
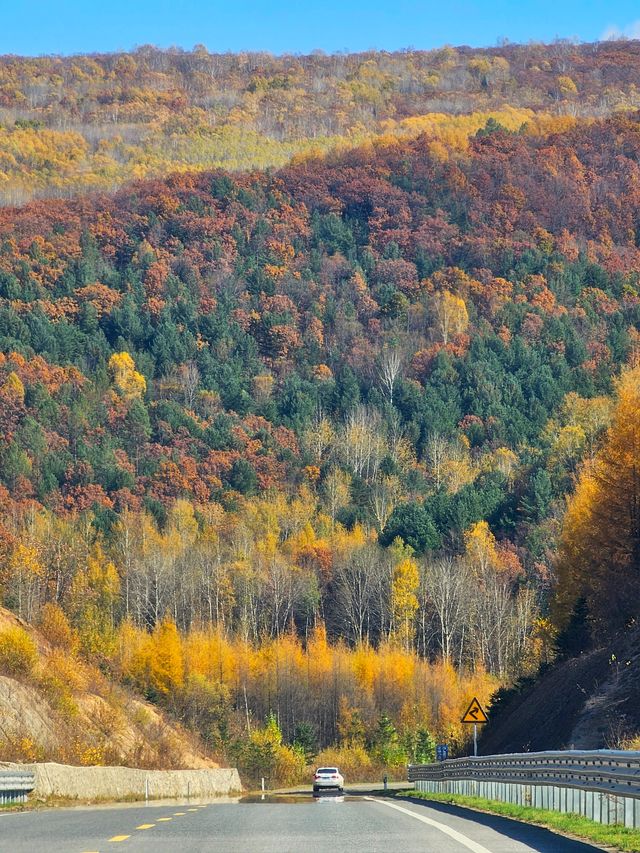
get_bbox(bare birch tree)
[377,348,403,406]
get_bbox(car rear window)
[317,768,338,773]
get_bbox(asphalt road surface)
[0,790,606,853]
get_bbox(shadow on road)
[397,796,605,853]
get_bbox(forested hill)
[0,39,639,203]
[1,108,640,761]
[5,113,640,521]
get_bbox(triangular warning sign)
[461,697,488,724]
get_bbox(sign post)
[436,744,448,762]
[461,697,488,757]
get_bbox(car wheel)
[313,785,318,793]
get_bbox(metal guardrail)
[408,750,640,799]
[0,770,36,803]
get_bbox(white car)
[313,766,344,793]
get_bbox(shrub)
[0,734,45,763]
[172,675,231,750]
[39,603,78,652]
[314,744,372,779]
[39,673,79,718]
[274,744,306,786]
[15,736,45,762]
[38,650,97,720]
[78,744,107,766]
[0,626,38,676]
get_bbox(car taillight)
[331,774,337,778]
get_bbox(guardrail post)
[568,787,576,816]
[586,791,595,822]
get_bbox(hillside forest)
[0,39,640,203]
[1,43,640,783]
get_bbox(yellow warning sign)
[461,697,488,724]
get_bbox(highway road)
[0,789,605,852]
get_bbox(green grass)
[397,789,640,852]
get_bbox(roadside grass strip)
[365,796,491,853]
[398,790,640,853]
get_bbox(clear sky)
[1,0,640,56]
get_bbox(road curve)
[0,789,605,852]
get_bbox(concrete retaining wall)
[0,761,241,801]
[415,779,640,828]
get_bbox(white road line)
[365,797,493,853]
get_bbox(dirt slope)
[480,627,640,754]
[0,607,214,769]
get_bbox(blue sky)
[1,0,640,56]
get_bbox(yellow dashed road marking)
[137,823,155,829]
[173,811,186,815]
[109,835,131,842]
[187,808,198,811]
[157,817,172,821]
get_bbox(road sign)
[436,744,448,761]
[461,697,488,724]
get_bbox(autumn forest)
[1,40,640,782]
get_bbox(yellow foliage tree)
[70,544,120,657]
[169,499,199,545]
[148,617,184,696]
[391,557,420,650]
[556,367,640,637]
[557,75,578,97]
[8,543,43,621]
[432,290,469,344]
[464,521,499,576]
[108,351,146,398]
[441,435,476,493]
[2,371,25,403]
[337,695,367,746]
[86,544,120,611]
[488,446,518,484]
